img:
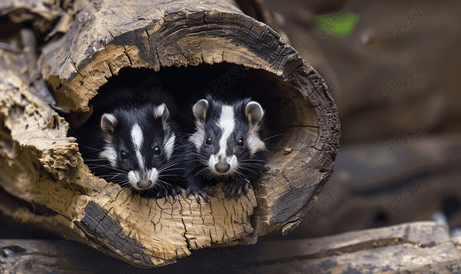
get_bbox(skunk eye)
[237,138,244,146]
[206,136,212,145]
[154,146,161,155]
[121,151,128,160]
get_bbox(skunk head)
[189,96,266,179]
[99,103,176,190]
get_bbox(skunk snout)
[128,168,159,190]
[215,162,230,173]
[209,154,238,175]
[136,179,153,189]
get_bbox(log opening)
[74,63,319,164]
[0,0,340,267]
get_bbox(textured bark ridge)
[0,0,340,267]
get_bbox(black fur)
[184,96,268,202]
[79,103,184,199]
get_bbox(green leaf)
[316,12,359,38]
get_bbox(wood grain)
[0,0,339,267]
[1,222,459,273]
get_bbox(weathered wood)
[0,0,339,267]
[0,237,142,274]
[1,222,460,273]
[0,0,79,41]
[212,221,461,273]
[286,133,461,239]
[234,0,290,43]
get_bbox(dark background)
[263,0,461,238]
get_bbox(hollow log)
[0,0,340,267]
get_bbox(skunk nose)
[137,179,152,189]
[215,163,230,173]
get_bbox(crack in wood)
[69,58,84,78]
[154,42,162,68]
[107,30,115,39]
[276,173,331,235]
[104,61,114,77]
[179,201,191,251]
[123,48,133,66]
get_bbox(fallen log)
[1,221,459,273]
[288,133,461,239]
[0,0,339,267]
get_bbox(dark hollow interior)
[70,62,319,165]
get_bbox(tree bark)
[0,0,340,267]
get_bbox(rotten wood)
[0,0,339,267]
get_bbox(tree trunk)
[0,0,340,267]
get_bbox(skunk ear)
[193,99,209,121]
[155,103,170,121]
[101,113,118,135]
[245,101,264,125]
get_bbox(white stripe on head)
[147,168,159,184]
[131,123,144,169]
[190,121,205,151]
[136,151,144,169]
[208,154,218,171]
[128,170,139,188]
[100,145,117,168]
[229,155,238,172]
[217,105,235,158]
[131,123,143,148]
[164,133,176,160]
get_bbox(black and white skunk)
[184,96,268,201]
[83,103,184,199]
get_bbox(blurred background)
[1,0,461,272]
[263,0,461,239]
